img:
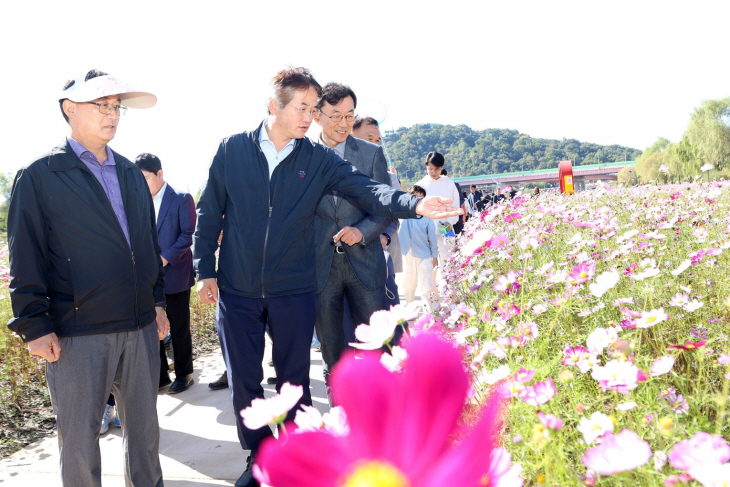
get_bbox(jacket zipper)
[79,161,140,326]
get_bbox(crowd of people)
[6,67,464,487]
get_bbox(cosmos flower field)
[437,181,730,485]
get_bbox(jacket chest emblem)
[298,170,306,178]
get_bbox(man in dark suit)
[468,184,484,214]
[312,83,393,405]
[136,153,197,394]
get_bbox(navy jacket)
[193,122,421,299]
[7,142,165,342]
[157,184,196,294]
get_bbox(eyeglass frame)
[84,101,128,116]
[287,104,319,118]
[318,110,356,124]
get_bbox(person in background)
[441,168,467,234]
[193,67,462,487]
[352,115,402,273]
[7,69,167,487]
[399,185,439,312]
[136,153,197,394]
[415,152,461,295]
[312,83,393,406]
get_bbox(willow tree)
[684,97,730,171]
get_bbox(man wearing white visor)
[7,69,167,486]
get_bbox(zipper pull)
[269,207,273,217]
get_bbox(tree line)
[620,97,730,184]
[381,124,641,181]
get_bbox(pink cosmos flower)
[690,462,730,487]
[668,340,707,351]
[240,382,303,430]
[582,429,652,475]
[718,353,730,365]
[513,368,535,383]
[669,293,690,308]
[537,411,564,430]
[254,333,523,487]
[569,262,595,284]
[519,378,556,407]
[492,234,510,249]
[562,345,588,367]
[668,432,730,470]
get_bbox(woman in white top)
[415,151,461,295]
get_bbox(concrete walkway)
[0,346,329,486]
[0,273,421,486]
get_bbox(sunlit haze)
[1,0,727,192]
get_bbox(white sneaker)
[101,404,115,435]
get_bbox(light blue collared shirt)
[259,120,296,177]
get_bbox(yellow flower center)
[580,272,588,278]
[647,316,656,323]
[341,461,410,487]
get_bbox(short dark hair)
[471,184,477,189]
[441,169,448,176]
[269,67,322,114]
[425,151,445,167]
[135,153,162,174]
[316,83,357,110]
[353,116,378,131]
[409,185,426,197]
[59,69,108,123]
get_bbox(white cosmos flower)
[578,412,614,444]
[240,382,303,430]
[476,364,511,385]
[683,299,704,312]
[461,229,494,255]
[631,268,660,281]
[589,269,620,298]
[635,308,669,328]
[671,259,691,276]
[380,346,408,372]
[700,163,714,172]
[617,402,637,411]
[650,356,675,376]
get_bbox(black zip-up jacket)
[193,122,421,298]
[7,142,166,342]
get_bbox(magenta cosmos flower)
[254,333,523,487]
[668,432,730,471]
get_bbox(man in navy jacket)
[193,67,462,487]
[136,153,197,394]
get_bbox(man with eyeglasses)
[7,69,167,486]
[194,67,463,487]
[311,83,393,406]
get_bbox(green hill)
[382,124,641,181]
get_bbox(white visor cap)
[59,74,157,109]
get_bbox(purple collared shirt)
[67,137,131,247]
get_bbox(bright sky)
[1,0,727,193]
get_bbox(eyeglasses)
[288,105,319,118]
[318,110,356,123]
[84,102,127,116]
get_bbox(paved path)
[0,274,423,486]
[0,345,328,486]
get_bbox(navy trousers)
[217,290,314,452]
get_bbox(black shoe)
[235,451,259,487]
[168,374,194,394]
[159,375,172,389]
[266,377,277,385]
[208,371,229,390]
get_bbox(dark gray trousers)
[46,322,164,487]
